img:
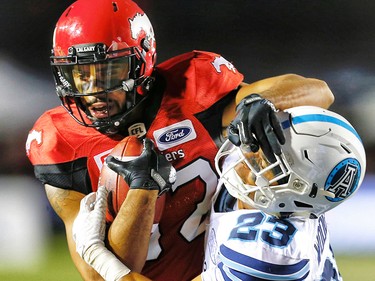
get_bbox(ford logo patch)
[158,127,192,144]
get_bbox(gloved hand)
[228,94,286,163]
[106,138,176,195]
[72,185,108,258]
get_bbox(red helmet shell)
[53,0,156,77]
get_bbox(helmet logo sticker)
[153,120,197,151]
[325,158,361,202]
[211,56,237,73]
[129,13,155,42]
[57,71,71,89]
[75,45,96,53]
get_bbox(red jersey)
[26,50,243,281]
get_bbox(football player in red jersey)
[25,0,334,280]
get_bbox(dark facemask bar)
[51,43,150,134]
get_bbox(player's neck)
[238,200,254,210]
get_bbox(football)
[99,136,166,224]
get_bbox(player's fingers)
[228,123,241,146]
[238,121,259,152]
[81,192,97,212]
[238,121,251,146]
[139,138,155,163]
[106,155,128,174]
[270,113,286,145]
[105,155,116,168]
[142,138,154,152]
[255,123,276,163]
[96,185,108,200]
[264,123,281,157]
[95,186,108,211]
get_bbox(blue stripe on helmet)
[281,114,362,143]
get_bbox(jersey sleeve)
[26,109,75,165]
[25,108,92,193]
[155,50,244,114]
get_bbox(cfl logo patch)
[128,123,146,138]
[325,158,361,202]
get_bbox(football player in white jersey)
[200,105,366,281]
[72,106,366,281]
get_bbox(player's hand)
[72,185,107,258]
[228,94,285,163]
[106,138,176,195]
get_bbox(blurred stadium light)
[0,54,57,135]
[327,175,375,254]
[0,176,52,269]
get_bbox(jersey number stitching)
[229,212,297,248]
[148,158,218,260]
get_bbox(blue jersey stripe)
[219,244,310,280]
[281,114,362,143]
[219,262,243,281]
[219,262,310,281]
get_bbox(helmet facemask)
[51,43,151,134]
[216,140,306,218]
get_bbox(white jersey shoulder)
[202,206,342,281]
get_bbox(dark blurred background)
[1,0,374,176]
[0,0,374,269]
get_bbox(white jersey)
[201,193,342,281]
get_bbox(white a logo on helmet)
[129,13,155,42]
[325,158,361,202]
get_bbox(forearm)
[45,184,105,281]
[66,223,105,281]
[118,272,152,281]
[108,189,158,272]
[236,74,334,110]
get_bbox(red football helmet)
[50,0,156,134]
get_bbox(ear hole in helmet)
[65,7,72,17]
[340,143,352,154]
[61,96,74,105]
[294,201,313,208]
[279,212,293,219]
[309,183,318,198]
[303,150,314,164]
[141,38,151,52]
[113,2,118,12]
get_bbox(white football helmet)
[216,106,366,218]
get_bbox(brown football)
[99,136,166,224]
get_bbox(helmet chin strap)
[122,79,135,92]
[318,189,335,198]
[122,76,154,92]
[90,76,155,135]
[96,91,152,135]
